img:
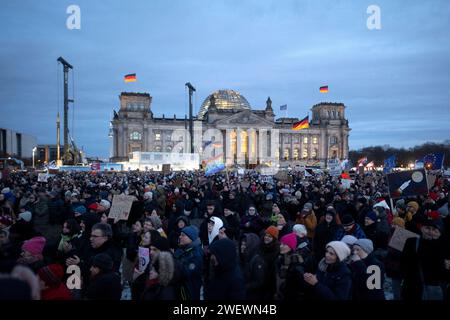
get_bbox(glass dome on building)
[198,89,251,119]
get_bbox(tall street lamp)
[32,147,37,168]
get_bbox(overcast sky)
[1,0,449,158]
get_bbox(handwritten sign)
[38,173,48,182]
[162,164,171,175]
[108,194,135,223]
[341,179,354,189]
[138,247,150,272]
[388,227,419,252]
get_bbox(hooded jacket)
[174,238,203,300]
[240,233,267,300]
[205,238,246,300]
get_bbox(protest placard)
[38,173,48,182]
[108,194,135,223]
[388,227,419,252]
[341,179,354,189]
[162,164,171,175]
[387,169,428,199]
[138,247,150,272]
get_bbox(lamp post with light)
[32,147,37,169]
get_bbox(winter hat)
[294,190,302,199]
[37,264,64,288]
[326,206,336,216]
[303,202,313,211]
[64,191,72,198]
[326,241,351,262]
[22,236,46,256]
[407,201,419,211]
[88,203,100,211]
[395,199,407,211]
[151,236,170,252]
[1,187,10,194]
[342,214,355,226]
[92,253,114,272]
[18,211,32,222]
[341,235,358,247]
[293,224,307,237]
[149,215,162,229]
[421,216,444,232]
[99,199,111,210]
[143,192,153,200]
[354,239,374,255]
[365,211,378,223]
[181,226,199,242]
[74,205,86,215]
[265,226,279,239]
[280,233,298,251]
[392,217,405,228]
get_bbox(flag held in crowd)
[383,155,396,174]
[292,115,309,131]
[280,104,287,111]
[319,85,329,93]
[419,152,445,170]
[357,157,368,166]
[124,73,137,82]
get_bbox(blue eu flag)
[421,153,445,170]
[383,155,396,174]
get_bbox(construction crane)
[57,56,81,165]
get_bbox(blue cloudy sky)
[1,0,449,158]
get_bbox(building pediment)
[214,110,274,128]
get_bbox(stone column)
[236,127,243,165]
[118,126,124,158]
[247,128,257,165]
[258,129,267,164]
[290,133,294,162]
[225,128,233,165]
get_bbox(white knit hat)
[341,235,358,247]
[293,224,307,237]
[99,199,111,210]
[18,211,32,222]
[326,241,351,262]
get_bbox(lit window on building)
[293,148,299,160]
[303,137,308,144]
[284,148,290,160]
[155,133,161,141]
[302,149,308,159]
[313,137,318,144]
[130,131,142,140]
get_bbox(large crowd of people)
[0,168,449,300]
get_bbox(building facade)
[110,90,350,168]
[0,128,37,159]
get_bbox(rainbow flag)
[292,115,309,131]
[124,73,137,82]
[320,85,329,93]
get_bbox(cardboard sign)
[38,173,48,182]
[388,227,419,252]
[274,171,289,183]
[162,164,171,175]
[108,194,135,223]
[386,169,429,199]
[341,179,354,189]
[138,247,150,272]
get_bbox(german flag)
[124,73,137,82]
[319,85,329,93]
[292,115,309,131]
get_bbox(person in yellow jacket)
[295,202,317,240]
